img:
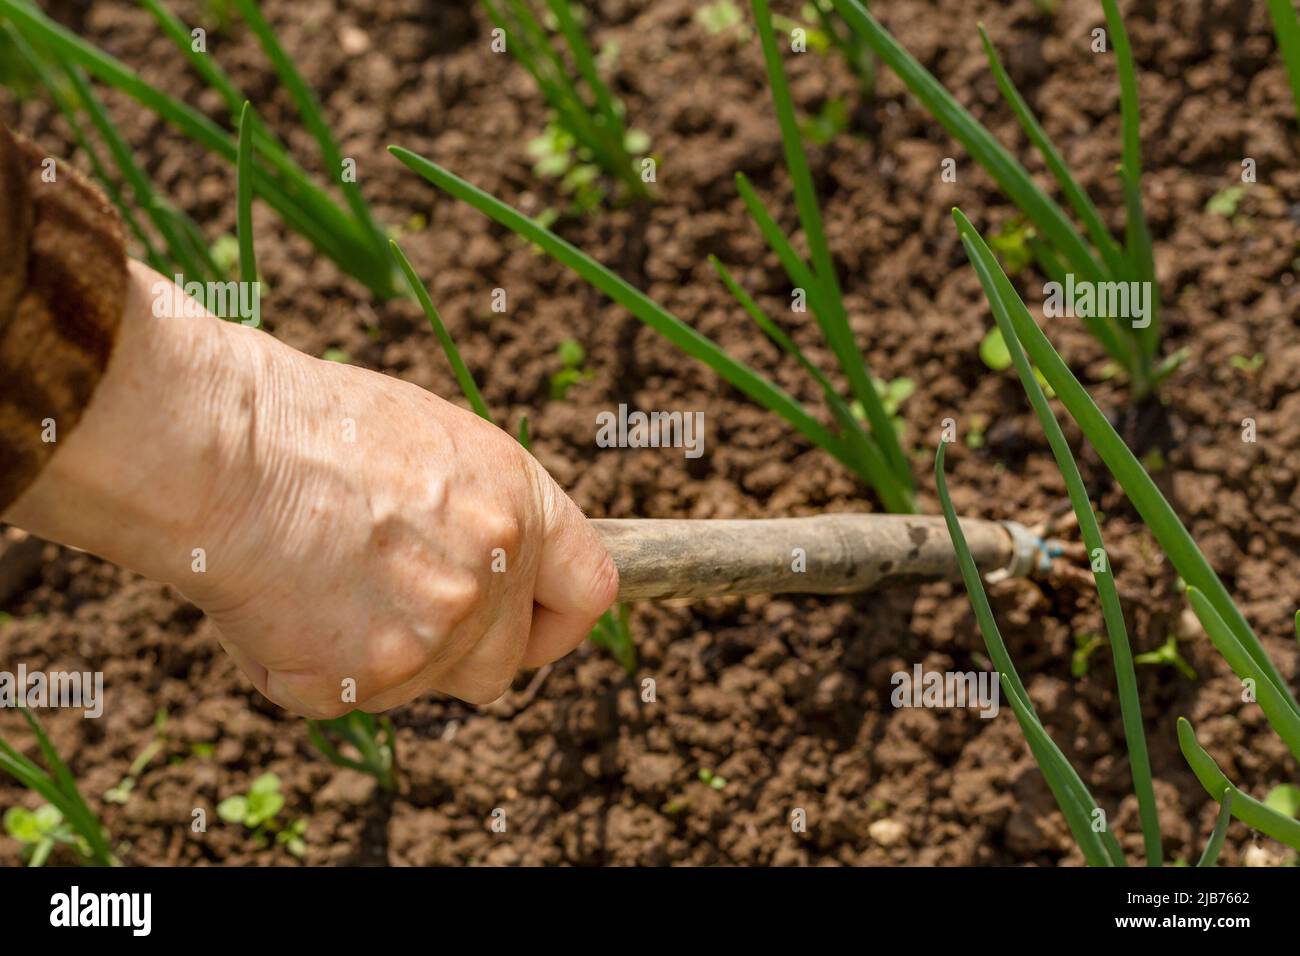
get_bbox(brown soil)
[2,0,1298,866]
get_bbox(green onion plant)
[944,206,1300,860]
[391,139,916,512]
[830,0,1175,398]
[483,0,651,210]
[0,0,397,298]
[306,712,397,792]
[387,3,925,520]
[384,0,920,512]
[710,0,915,512]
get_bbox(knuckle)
[366,630,432,692]
[441,573,485,629]
[463,672,514,706]
[482,507,523,558]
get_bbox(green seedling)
[0,0,397,298]
[989,217,1035,275]
[526,119,648,217]
[1231,353,1265,375]
[483,0,651,205]
[953,206,1300,855]
[4,804,86,867]
[800,97,850,146]
[696,1,748,39]
[321,348,351,364]
[104,708,168,805]
[210,234,242,278]
[1206,185,1246,218]
[831,0,1169,398]
[275,817,307,858]
[550,338,593,400]
[0,708,115,866]
[978,328,1055,395]
[217,771,306,857]
[306,711,397,792]
[391,239,636,670]
[1267,0,1300,127]
[1071,633,1107,678]
[698,768,728,790]
[980,327,1012,372]
[1134,634,1196,681]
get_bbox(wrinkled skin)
[5,262,619,716]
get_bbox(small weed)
[1134,635,1197,681]
[4,803,86,867]
[1231,353,1265,375]
[989,217,1035,275]
[1071,633,1107,678]
[696,0,748,39]
[698,768,728,790]
[217,772,306,857]
[104,709,168,805]
[0,709,115,865]
[1206,186,1246,218]
[800,97,849,145]
[550,338,593,399]
[980,327,1012,372]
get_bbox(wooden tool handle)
[591,514,1035,601]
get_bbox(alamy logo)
[151,276,261,327]
[0,665,103,718]
[891,665,1000,718]
[50,886,151,936]
[595,404,705,459]
[1043,274,1152,329]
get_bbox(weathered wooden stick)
[591,515,1040,601]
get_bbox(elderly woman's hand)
[3,261,618,716]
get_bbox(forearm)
[3,261,261,593]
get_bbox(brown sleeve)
[0,121,127,512]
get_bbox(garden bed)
[1,0,1298,865]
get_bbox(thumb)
[523,465,619,667]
